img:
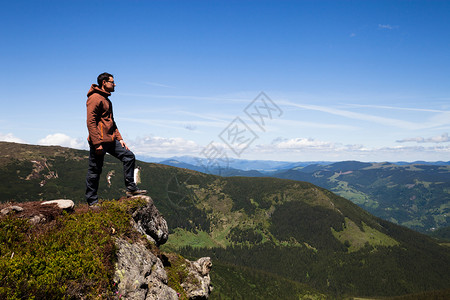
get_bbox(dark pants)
[85,140,138,205]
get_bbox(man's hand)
[119,140,130,150]
[95,145,104,156]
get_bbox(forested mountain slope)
[272,161,450,233]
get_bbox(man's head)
[97,72,115,93]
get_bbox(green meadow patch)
[163,228,221,250]
[331,217,399,252]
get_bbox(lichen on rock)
[114,237,178,300]
[116,195,213,299]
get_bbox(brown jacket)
[86,84,123,147]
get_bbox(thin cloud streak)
[119,117,228,130]
[273,119,358,130]
[343,103,447,113]
[117,92,251,104]
[396,133,450,144]
[172,110,232,122]
[378,24,398,30]
[144,82,175,88]
[280,100,448,130]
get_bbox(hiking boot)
[126,189,148,197]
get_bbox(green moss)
[0,197,150,299]
[163,253,190,299]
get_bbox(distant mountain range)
[137,154,335,172]
[2,142,450,298]
[140,156,450,233]
[138,154,450,172]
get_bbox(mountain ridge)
[156,156,450,233]
[138,153,450,171]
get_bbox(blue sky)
[1,0,450,162]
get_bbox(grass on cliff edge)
[0,198,186,300]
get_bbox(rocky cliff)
[0,196,212,299]
[115,195,212,300]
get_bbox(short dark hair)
[97,72,114,88]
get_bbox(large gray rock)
[114,238,178,300]
[1,205,24,215]
[182,257,213,299]
[41,199,74,211]
[129,196,169,246]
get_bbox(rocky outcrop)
[182,257,213,299]
[129,196,169,246]
[113,238,214,300]
[116,195,213,300]
[114,237,178,300]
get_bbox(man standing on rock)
[85,72,147,207]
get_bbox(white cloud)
[0,133,26,143]
[129,133,450,161]
[144,81,175,88]
[252,137,365,155]
[240,136,450,162]
[129,136,202,157]
[396,133,450,144]
[372,144,450,161]
[271,137,334,150]
[38,133,85,149]
[378,24,397,30]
